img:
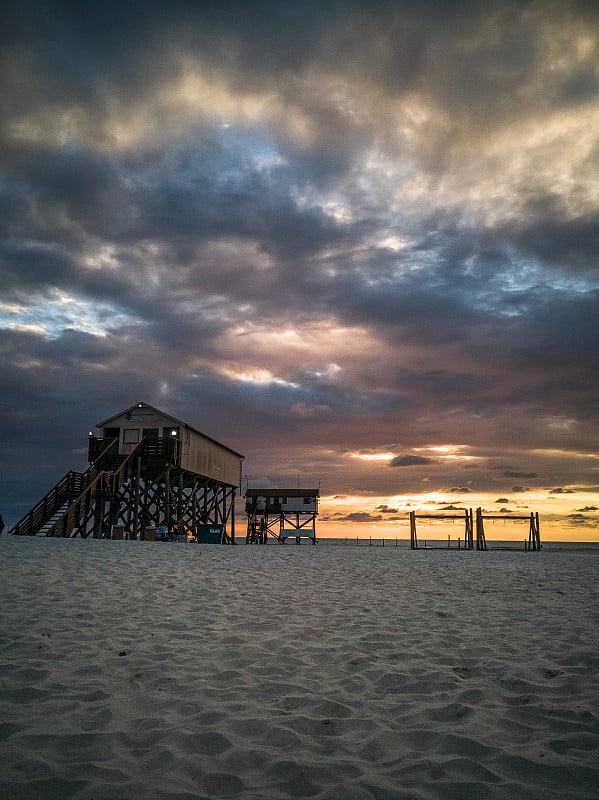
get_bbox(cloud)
[567,513,599,528]
[390,455,434,467]
[338,512,383,523]
[1,0,599,527]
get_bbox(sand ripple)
[1,538,599,799]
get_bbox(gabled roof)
[96,402,244,458]
[97,401,181,429]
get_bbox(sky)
[1,0,599,539]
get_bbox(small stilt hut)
[245,489,319,544]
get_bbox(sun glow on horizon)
[317,489,599,541]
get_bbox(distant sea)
[314,537,599,553]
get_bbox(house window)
[123,428,140,444]
[304,497,312,504]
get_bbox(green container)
[196,524,223,543]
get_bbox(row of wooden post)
[409,508,541,551]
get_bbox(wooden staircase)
[10,440,128,537]
[10,471,85,536]
[10,436,183,539]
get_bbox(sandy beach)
[1,537,598,800]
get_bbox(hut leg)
[230,489,236,544]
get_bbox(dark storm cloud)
[390,455,433,467]
[1,0,598,527]
[506,212,599,277]
[559,65,599,105]
[1,137,346,270]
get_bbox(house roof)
[96,402,244,459]
[245,488,320,498]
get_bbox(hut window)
[123,428,140,443]
[282,497,287,504]
[303,497,312,504]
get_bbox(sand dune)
[1,537,598,799]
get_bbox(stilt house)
[12,401,244,543]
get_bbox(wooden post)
[410,511,417,549]
[465,508,473,549]
[476,507,487,550]
[132,456,141,540]
[230,488,236,544]
[92,476,104,539]
[177,471,184,538]
[528,512,541,551]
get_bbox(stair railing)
[46,442,143,538]
[10,471,83,536]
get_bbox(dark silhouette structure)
[10,402,244,543]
